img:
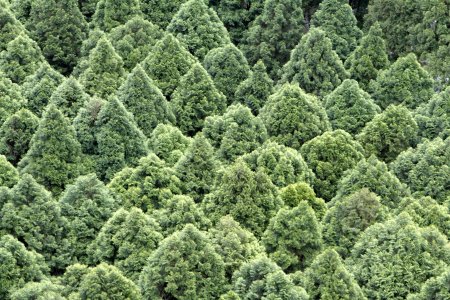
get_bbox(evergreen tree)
[279,182,327,220]
[325,79,380,135]
[91,0,141,32]
[79,37,126,99]
[139,224,227,300]
[415,87,450,140]
[357,104,418,163]
[0,155,18,188]
[259,83,331,150]
[311,0,362,60]
[304,249,366,300]
[0,109,39,165]
[10,0,32,22]
[280,28,349,97]
[141,33,197,99]
[167,0,230,59]
[0,75,26,125]
[49,77,90,119]
[148,123,191,165]
[203,104,266,161]
[0,2,25,52]
[235,60,273,115]
[242,0,305,78]
[27,0,87,75]
[117,64,174,137]
[71,28,106,78]
[262,201,323,272]
[0,32,44,84]
[10,281,65,300]
[59,263,90,299]
[79,0,99,20]
[300,130,365,201]
[171,63,226,135]
[140,0,186,29]
[203,44,250,102]
[369,53,434,110]
[407,269,450,300]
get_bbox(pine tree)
[311,0,362,60]
[79,37,126,99]
[49,77,90,119]
[10,281,65,300]
[91,0,141,32]
[242,0,305,78]
[139,224,227,300]
[324,79,380,135]
[171,63,226,135]
[235,60,273,115]
[18,105,86,195]
[0,155,18,188]
[0,1,26,52]
[71,28,106,78]
[279,182,327,219]
[117,64,175,137]
[203,44,250,102]
[259,83,331,150]
[0,75,26,125]
[140,0,186,29]
[280,28,349,97]
[415,87,450,140]
[408,269,450,300]
[148,123,191,165]
[167,0,230,59]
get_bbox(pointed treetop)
[0,75,26,125]
[148,123,191,166]
[49,77,90,119]
[140,0,187,29]
[91,0,142,32]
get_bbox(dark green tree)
[59,263,90,299]
[0,75,26,125]
[148,123,191,165]
[49,77,90,119]
[0,155,18,188]
[79,0,99,20]
[10,281,65,300]
[91,0,141,32]
[140,0,186,29]
[407,269,450,300]
[71,28,106,78]
[415,87,450,140]
[279,182,327,220]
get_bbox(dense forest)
[0,0,449,299]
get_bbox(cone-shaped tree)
[108,153,181,212]
[91,0,141,32]
[22,63,64,116]
[304,249,366,300]
[139,224,227,300]
[203,104,267,161]
[0,155,18,188]
[140,0,186,29]
[148,123,191,165]
[0,2,25,52]
[27,0,87,75]
[79,37,126,99]
[141,33,197,99]
[235,60,273,115]
[60,173,117,264]
[370,53,434,110]
[0,75,26,125]
[300,130,365,201]
[89,207,163,282]
[0,109,39,166]
[323,188,387,258]
[311,0,362,60]
[415,87,450,140]
[203,44,250,102]
[117,64,174,137]
[0,33,44,84]
[0,235,47,299]
[59,263,90,298]
[325,79,380,135]
[108,16,164,71]
[280,182,326,218]
[167,0,230,59]
[232,255,309,300]
[407,269,450,300]
[10,281,65,300]
[242,0,305,79]
[203,158,282,237]
[94,97,148,181]
[345,22,389,90]
[171,63,226,135]
[280,28,349,97]
[262,202,323,272]
[357,104,418,163]
[259,83,331,150]
[174,133,219,202]
[71,28,106,78]
[49,77,90,119]
[242,141,315,188]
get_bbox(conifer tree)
[140,0,186,29]
[79,0,99,20]
[0,1,25,52]
[91,0,141,32]
[242,0,305,78]
[280,28,349,97]
[0,155,18,188]
[259,83,331,150]
[27,0,88,74]
[203,44,250,102]
[235,60,273,115]
[311,0,362,60]
[0,109,39,165]
[9,0,32,22]
[300,130,365,201]
[117,64,174,137]
[0,75,26,125]
[167,0,230,59]
[279,182,327,219]
[18,105,85,195]
[148,124,191,165]
[357,104,418,163]
[139,224,227,300]
[49,77,90,119]
[79,37,126,99]
[325,79,380,135]
[415,87,450,140]
[408,269,450,300]
[171,63,226,135]
[141,33,197,99]
[71,28,106,78]
[10,281,65,300]
[304,249,366,300]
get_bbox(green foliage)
[79,0,99,20]
[59,264,90,298]
[49,77,90,119]
[357,104,418,163]
[415,87,450,140]
[139,224,227,300]
[10,281,65,300]
[0,2,25,52]
[279,182,327,220]
[280,28,349,97]
[147,123,191,165]
[0,75,26,125]
[0,155,18,187]
[325,79,380,135]
[91,0,141,32]
[140,0,186,29]
[171,63,226,135]
[259,83,331,150]
[71,29,105,78]
[167,0,230,59]
[10,0,32,22]
[407,269,450,300]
